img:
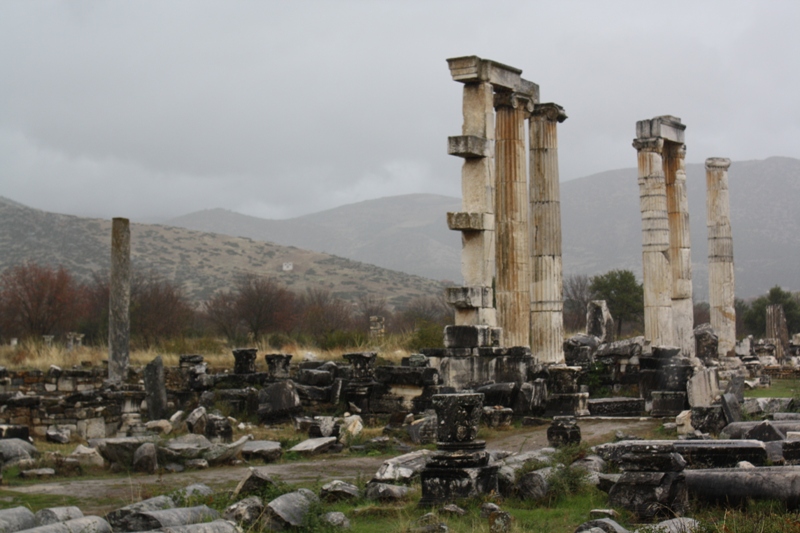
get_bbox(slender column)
[446,57,498,327]
[705,157,736,356]
[664,143,694,356]
[529,103,567,363]
[109,217,131,382]
[633,138,674,346]
[494,91,531,347]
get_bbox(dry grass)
[0,337,411,371]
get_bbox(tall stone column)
[664,143,694,356]
[446,57,498,327]
[705,157,736,356]
[529,103,567,363]
[633,137,674,346]
[494,90,532,348]
[109,217,131,382]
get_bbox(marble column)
[529,103,567,363]
[109,217,131,382]
[664,143,694,356]
[633,137,674,347]
[494,90,532,348]
[705,157,736,356]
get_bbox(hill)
[0,199,445,308]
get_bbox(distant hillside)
[167,157,800,300]
[0,200,445,309]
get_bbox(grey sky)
[2,1,798,222]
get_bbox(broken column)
[109,217,131,383]
[143,355,168,421]
[663,140,694,356]
[232,348,258,374]
[343,352,377,413]
[265,354,292,379]
[766,304,790,363]
[705,157,736,357]
[529,103,567,363]
[494,86,533,348]
[419,393,498,506]
[445,56,499,330]
[634,119,677,347]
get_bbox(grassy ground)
[744,378,800,398]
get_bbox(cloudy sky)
[2,1,799,222]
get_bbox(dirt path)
[3,419,660,514]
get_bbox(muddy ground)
[2,418,659,514]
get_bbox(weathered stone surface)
[516,467,552,500]
[121,506,218,532]
[223,496,263,525]
[741,398,794,417]
[608,471,687,521]
[339,415,363,445]
[241,440,282,463]
[232,348,258,375]
[145,420,173,435]
[185,407,207,435]
[132,443,158,474]
[652,517,700,533]
[365,482,409,501]
[320,480,360,501]
[233,468,278,497]
[46,428,71,444]
[685,466,800,506]
[16,517,112,533]
[20,468,56,479]
[264,489,318,529]
[205,413,233,443]
[0,506,35,533]
[203,434,252,465]
[743,421,786,442]
[721,420,800,439]
[185,459,208,470]
[68,445,104,468]
[721,393,742,424]
[0,438,38,465]
[407,415,437,445]
[174,484,214,500]
[482,406,513,428]
[575,518,629,533]
[439,504,466,516]
[694,324,719,365]
[374,449,433,483]
[144,355,168,421]
[619,452,686,473]
[690,406,726,435]
[651,391,687,417]
[157,520,239,533]
[588,398,645,417]
[289,437,336,456]
[109,217,130,383]
[547,416,581,448]
[257,381,302,422]
[488,510,513,533]
[687,368,720,408]
[586,301,615,344]
[34,508,84,527]
[0,425,29,440]
[91,437,153,466]
[323,512,350,529]
[106,496,176,530]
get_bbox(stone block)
[721,393,742,424]
[744,420,786,442]
[651,391,687,417]
[691,406,727,435]
[446,286,492,308]
[636,115,686,144]
[444,325,496,348]
[687,368,720,408]
[447,136,489,158]
[446,56,522,91]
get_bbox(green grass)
[744,378,800,398]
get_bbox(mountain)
[0,199,445,308]
[167,157,800,300]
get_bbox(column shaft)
[109,217,131,382]
[706,158,736,356]
[529,103,566,364]
[634,138,674,346]
[494,93,530,347]
[664,143,694,356]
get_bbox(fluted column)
[633,138,674,346]
[706,157,736,356]
[664,143,694,356]
[109,217,131,382]
[529,103,567,363]
[494,91,531,347]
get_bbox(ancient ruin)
[108,217,131,383]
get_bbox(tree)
[563,274,592,332]
[130,270,195,348]
[203,290,244,343]
[234,274,297,340]
[743,286,800,337]
[0,262,85,339]
[589,269,644,337]
[355,294,390,334]
[299,288,355,346]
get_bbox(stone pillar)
[144,355,168,420]
[705,157,736,357]
[109,217,131,382]
[494,90,532,348]
[766,304,789,363]
[232,348,258,374]
[265,354,292,379]
[664,143,694,356]
[529,103,567,363]
[446,57,498,328]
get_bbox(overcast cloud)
[1,1,799,221]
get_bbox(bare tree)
[299,288,355,344]
[355,294,390,334]
[203,290,243,342]
[130,270,195,348]
[234,274,297,341]
[563,273,591,332]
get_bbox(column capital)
[632,137,664,153]
[493,91,534,112]
[705,157,731,170]
[532,103,567,123]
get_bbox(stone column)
[664,143,694,356]
[446,57,498,328]
[494,90,532,348]
[633,137,674,346]
[766,304,789,363]
[529,103,567,363]
[109,217,131,382]
[705,157,736,356]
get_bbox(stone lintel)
[636,116,685,144]
[448,135,490,158]
[705,157,731,170]
[518,78,540,102]
[446,286,493,309]
[446,56,522,91]
[447,212,494,231]
[532,103,567,123]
